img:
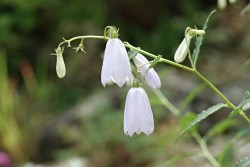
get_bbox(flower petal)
[137,88,154,135]
[145,69,161,89]
[132,53,161,89]
[124,88,139,136]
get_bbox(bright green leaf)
[179,103,227,136]
[192,10,216,67]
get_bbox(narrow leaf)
[179,103,227,136]
[238,91,250,109]
[192,10,216,67]
[230,91,250,117]
[235,156,250,167]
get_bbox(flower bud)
[132,53,161,89]
[56,47,66,78]
[218,0,227,10]
[174,35,191,63]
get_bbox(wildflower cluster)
[51,10,250,167]
[51,19,250,138]
[52,27,162,137]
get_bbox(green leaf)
[235,156,250,167]
[238,91,250,109]
[192,10,216,67]
[204,119,236,140]
[179,103,227,136]
[241,3,250,16]
[179,112,197,132]
[230,91,250,117]
[128,49,138,59]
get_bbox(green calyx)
[104,26,119,39]
[132,78,141,88]
[185,27,206,37]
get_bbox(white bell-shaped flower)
[132,53,161,89]
[101,38,133,87]
[174,35,191,63]
[124,87,154,137]
[56,47,66,78]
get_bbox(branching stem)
[56,35,250,123]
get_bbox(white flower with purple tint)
[174,35,192,63]
[132,53,161,89]
[124,87,154,137]
[101,38,133,87]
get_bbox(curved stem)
[192,71,250,123]
[192,70,235,109]
[58,35,107,47]
[153,89,180,116]
[55,35,250,123]
[123,42,194,72]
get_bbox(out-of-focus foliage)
[0,0,250,166]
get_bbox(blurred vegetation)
[0,0,250,166]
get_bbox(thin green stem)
[192,131,220,167]
[238,110,250,124]
[58,35,107,48]
[153,89,180,116]
[123,42,194,72]
[192,70,235,109]
[193,71,250,123]
[55,35,250,123]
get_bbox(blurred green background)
[0,0,250,166]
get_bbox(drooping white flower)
[56,47,66,78]
[124,87,154,137]
[101,38,133,87]
[132,53,161,89]
[174,35,192,63]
